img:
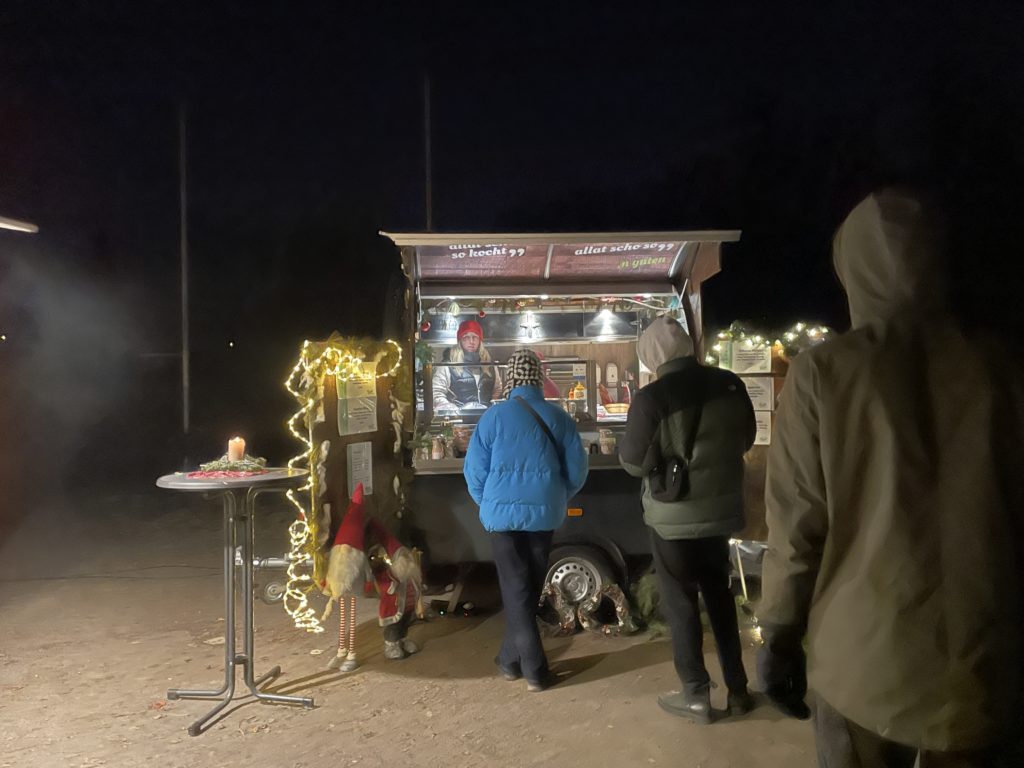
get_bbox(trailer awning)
[380,230,740,291]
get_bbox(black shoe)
[769,695,811,721]
[657,691,713,724]
[526,672,556,693]
[494,656,521,682]
[727,690,755,716]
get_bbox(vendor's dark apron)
[449,366,494,405]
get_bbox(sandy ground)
[0,489,815,768]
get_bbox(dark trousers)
[650,531,748,696]
[814,696,1020,768]
[491,529,554,683]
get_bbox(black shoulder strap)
[514,396,567,477]
[682,373,706,462]
[514,396,558,449]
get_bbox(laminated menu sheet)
[347,441,373,496]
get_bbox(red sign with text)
[548,242,678,279]
[417,244,548,279]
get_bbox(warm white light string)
[281,339,403,632]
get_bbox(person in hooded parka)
[759,188,1024,767]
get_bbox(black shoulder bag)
[514,396,566,479]
[648,385,704,503]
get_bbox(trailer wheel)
[544,546,615,606]
[260,580,286,605]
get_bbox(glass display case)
[412,332,640,471]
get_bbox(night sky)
[2,4,1023,489]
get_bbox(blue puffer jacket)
[464,385,589,532]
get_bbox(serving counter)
[412,452,628,475]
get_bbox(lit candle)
[228,437,246,462]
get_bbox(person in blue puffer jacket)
[464,348,588,691]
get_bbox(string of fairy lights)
[281,338,403,633]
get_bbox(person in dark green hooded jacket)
[620,316,756,723]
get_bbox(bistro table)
[156,468,313,736]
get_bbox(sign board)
[337,364,378,436]
[754,411,772,446]
[417,244,548,280]
[720,342,772,374]
[346,441,374,496]
[741,376,774,411]
[548,241,679,279]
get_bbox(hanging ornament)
[449,301,461,316]
[478,309,486,318]
[420,320,431,332]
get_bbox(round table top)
[155,467,308,491]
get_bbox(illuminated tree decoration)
[704,320,834,366]
[282,334,405,632]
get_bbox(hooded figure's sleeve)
[619,389,660,477]
[759,352,828,630]
[757,353,826,714]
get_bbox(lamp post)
[179,104,190,439]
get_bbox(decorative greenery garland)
[704,320,834,366]
[197,454,268,472]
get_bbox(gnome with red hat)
[431,319,502,412]
[320,482,423,670]
[320,482,369,672]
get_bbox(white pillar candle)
[228,437,246,462]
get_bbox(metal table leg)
[241,486,313,707]
[168,487,312,737]
[167,491,239,736]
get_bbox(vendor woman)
[433,319,503,411]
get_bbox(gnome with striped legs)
[320,483,369,672]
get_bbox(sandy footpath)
[0,490,814,768]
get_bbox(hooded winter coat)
[619,317,756,539]
[759,189,1024,750]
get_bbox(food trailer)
[380,231,742,609]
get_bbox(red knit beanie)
[457,319,483,341]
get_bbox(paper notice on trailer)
[337,364,378,436]
[741,376,774,411]
[722,342,772,374]
[347,441,374,496]
[754,411,772,446]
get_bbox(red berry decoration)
[478,310,486,318]
[420,320,431,332]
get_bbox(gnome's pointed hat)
[322,483,369,600]
[333,483,365,548]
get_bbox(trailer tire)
[260,580,286,605]
[544,545,615,607]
